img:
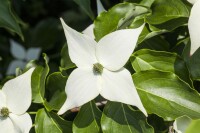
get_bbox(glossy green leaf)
[130,49,192,86]
[94,3,149,41]
[117,5,150,30]
[185,119,200,133]
[46,72,68,111]
[35,108,72,133]
[31,54,49,103]
[101,102,154,133]
[146,0,189,24]
[73,101,102,133]
[188,48,200,80]
[74,0,94,19]
[149,17,188,32]
[0,0,23,40]
[139,0,155,7]
[133,70,200,121]
[137,35,170,51]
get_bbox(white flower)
[0,68,35,133]
[188,0,200,55]
[58,18,147,116]
[7,39,41,75]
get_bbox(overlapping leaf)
[35,108,72,133]
[73,101,102,133]
[133,70,200,121]
[131,49,192,86]
[101,102,154,133]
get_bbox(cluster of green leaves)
[1,0,200,132]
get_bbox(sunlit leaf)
[131,49,193,86]
[35,108,72,133]
[133,70,200,121]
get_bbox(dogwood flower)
[58,18,147,116]
[188,0,200,54]
[0,68,34,133]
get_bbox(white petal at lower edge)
[9,113,32,133]
[0,117,17,133]
[58,68,100,115]
[100,68,147,116]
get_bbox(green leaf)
[73,101,102,133]
[188,48,200,80]
[185,119,200,133]
[146,0,189,24]
[31,54,49,103]
[94,3,149,41]
[46,72,68,111]
[101,102,154,133]
[0,0,23,40]
[35,108,72,133]
[133,70,200,121]
[149,17,188,32]
[60,44,75,70]
[74,0,94,20]
[137,35,170,51]
[139,0,155,7]
[130,49,192,86]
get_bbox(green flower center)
[0,107,9,117]
[93,63,103,74]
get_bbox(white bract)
[7,39,41,75]
[188,0,200,55]
[0,68,34,133]
[58,18,147,116]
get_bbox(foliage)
[0,0,200,132]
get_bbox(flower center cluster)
[0,107,9,117]
[93,63,103,74]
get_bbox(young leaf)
[101,102,154,133]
